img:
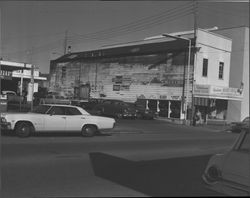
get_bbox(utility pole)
[191,0,198,125]
[30,64,34,111]
[64,30,68,55]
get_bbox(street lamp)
[162,34,191,121]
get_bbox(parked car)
[40,92,71,105]
[229,116,249,133]
[0,104,116,137]
[1,90,23,104]
[91,99,137,119]
[127,102,156,120]
[202,126,250,196]
[80,98,104,112]
[1,90,17,96]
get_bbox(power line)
[5,2,194,57]
[200,5,249,19]
[67,3,194,42]
[68,11,193,45]
[3,31,65,41]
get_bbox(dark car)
[91,99,137,119]
[230,116,249,133]
[127,102,156,120]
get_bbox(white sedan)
[0,104,116,137]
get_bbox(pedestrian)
[196,110,202,125]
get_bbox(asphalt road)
[1,119,238,197]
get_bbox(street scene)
[0,1,249,197]
[2,119,239,197]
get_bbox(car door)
[221,132,250,195]
[64,106,86,131]
[44,106,66,131]
[102,101,112,116]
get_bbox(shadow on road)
[89,152,224,197]
[1,130,111,137]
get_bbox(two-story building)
[49,28,242,122]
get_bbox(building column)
[180,100,185,119]
[157,100,160,113]
[146,99,149,110]
[168,101,171,118]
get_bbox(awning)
[194,97,209,106]
[0,61,32,80]
[193,84,243,101]
[0,61,32,71]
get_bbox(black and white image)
[0,1,249,197]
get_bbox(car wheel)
[15,122,32,137]
[206,166,221,183]
[81,125,97,137]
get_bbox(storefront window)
[169,101,181,118]
[159,100,169,117]
[208,99,228,120]
[218,62,224,79]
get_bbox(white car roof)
[40,104,90,115]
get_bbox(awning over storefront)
[194,97,209,106]
[0,61,32,71]
[0,61,32,80]
[194,84,243,101]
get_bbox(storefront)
[0,61,46,111]
[136,92,183,119]
[193,84,243,124]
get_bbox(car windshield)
[31,105,51,114]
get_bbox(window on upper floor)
[202,58,208,77]
[218,62,224,79]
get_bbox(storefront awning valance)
[194,84,243,101]
[0,61,32,71]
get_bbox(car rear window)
[64,107,82,115]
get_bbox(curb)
[112,129,144,134]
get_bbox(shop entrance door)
[79,85,90,99]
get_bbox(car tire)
[206,166,221,183]
[15,122,32,138]
[81,125,97,137]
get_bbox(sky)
[0,0,249,74]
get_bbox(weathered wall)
[50,52,193,102]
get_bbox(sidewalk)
[154,117,230,132]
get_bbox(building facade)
[49,29,242,122]
[1,60,47,101]
[213,26,249,122]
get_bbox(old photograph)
[0,0,249,197]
